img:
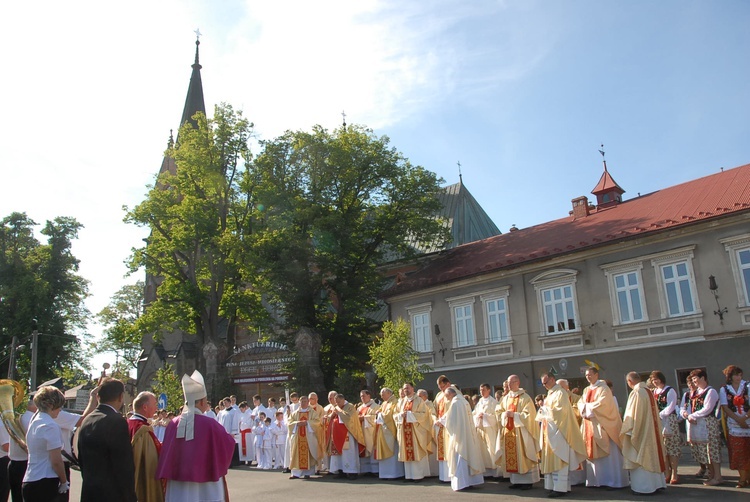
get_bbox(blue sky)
[1,1,748,371]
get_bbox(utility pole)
[30,319,39,392]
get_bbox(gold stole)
[436,397,446,461]
[403,399,416,461]
[584,387,596,459]
[298,411,309,470]
[646,390,667,472]
[504,395,519,473]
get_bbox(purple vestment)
[156,413,235,483]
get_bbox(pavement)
[68,445,749,501]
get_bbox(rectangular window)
[486,297,509,343]
[614,271,644,323]
[454,304,475,347]
[411,312,431,353]
[661,261,695,316]
[739,248,750,304]
[542,285,577,334]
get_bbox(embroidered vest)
[655,386,673,412]
[723,383,749,414]
[691,386,718,416]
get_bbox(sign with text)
[226,341,294,385]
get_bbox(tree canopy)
[95,281,145,371]
[253,124,448,389]
[0,212,90,385]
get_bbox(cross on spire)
[341,110,347,128]
[457,161,463,183]
[194,28,202,40]
[598,144,608,172]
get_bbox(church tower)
[138,36,208,392]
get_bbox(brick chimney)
[571,196,590,219]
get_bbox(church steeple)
[180,31,206,129]
[158,34,207,176]
[591,145,625,208]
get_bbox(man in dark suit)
[77,377,137,502]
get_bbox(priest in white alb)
[473,383,500,478]
[358,389,381,476]
[496,374,540,490]
[537,372,587,498]
[373,388,405,479]
[395,382,432,481]
[578,366,629,488]
[327,393,365,479]
[621,372,667,494]
[441,387,485,491]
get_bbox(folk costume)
[155,371,235,502]
[288,405,321,478]
[683,385,722,465]
[496,388,540,487]
[442,394,485,491]
[472,394,500,477]
[621,381,667,494]
[719,380,750,478]
[328,400,365,475]
[537,383,587,495]
[358,399,381,475]
[653,385,681,458]
[128,412,164,502]
[373,393,404,479]
[395,393,432,480]
[578,380,628,488]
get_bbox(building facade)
[384,161,750,405]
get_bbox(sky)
[1,1,749,373]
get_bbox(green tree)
[151,363,183,413]
[95,282,144,371]
[125,104,268,392]
[369,319,428,392]
[253,124,448,391]
[0,212,90,385]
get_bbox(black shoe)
[335,471,347,479]
[303,475,311,479]
[282,468,291,473]
[519,484,533,490]
[548,491,566,498]
[347,473,358,480]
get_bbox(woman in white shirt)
[22,386,68,501]
[650,370,681,484]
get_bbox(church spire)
[179,30,206,129]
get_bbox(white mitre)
[176,370,207,441]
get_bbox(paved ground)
[69,446,749,501]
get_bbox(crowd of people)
[2,363,747,501]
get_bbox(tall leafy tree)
[0,212,90,385]
[125,104,267,391]
[253,124,448,390]
[95,282,145,371]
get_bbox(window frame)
[480,287,512,344]
[721,233,750,308]
[530,269,581,336]
[407,302,432,354]
[601,260,648,326]
[446,294,477,348]
[649,246,701,319]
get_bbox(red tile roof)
[385,162,750,297]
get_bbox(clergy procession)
[8,363,748,501]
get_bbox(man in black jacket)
[77,378,137,502]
